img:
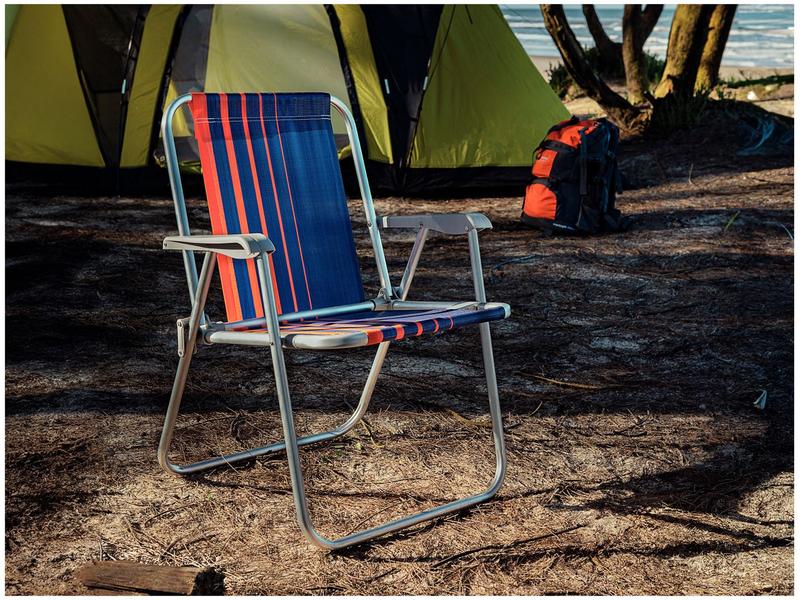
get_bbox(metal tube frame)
[157,93,506,549]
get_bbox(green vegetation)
[723,73,793,89]
[646,89,710,136]
[547,47,665,100]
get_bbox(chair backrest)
[189,92,364,323]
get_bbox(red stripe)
[240,95,281,317]
[191,94,241,322]
[273,93,313,310]
[365,328,384,345]
[219,94,263,320]
[258,94,299,313]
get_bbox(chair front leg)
[259,238,506,550]
[270,314,506,550]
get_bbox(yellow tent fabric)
[5,4,569,182]
[409,5,569,169]
[120,5,182,167]
[5,5,104,166]
[163,80,193,140]
[332,6,392,164]
[205,5,351,135]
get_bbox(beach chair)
[158,92,509,549]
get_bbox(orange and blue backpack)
[522,116,630,234]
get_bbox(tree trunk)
[622,5,647,104]
[641,5,664,41]
[582,5,621,65]
[654,4,715,98]
[695,4,737,91]
[541,4,647,133]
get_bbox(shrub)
[646,88,711,135]
[547,48,666,101]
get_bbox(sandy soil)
[530,55,794,82]
[5,115,793,594]
[531,55,795,118]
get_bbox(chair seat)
[219,303,510,350]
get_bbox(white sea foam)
[501,4,794,68]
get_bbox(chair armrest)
[380,212,492,235]
[163,234,275,259]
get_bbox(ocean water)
[501,4,794,68]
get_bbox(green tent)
[5,5,568,193]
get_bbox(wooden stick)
[76,561,223,595]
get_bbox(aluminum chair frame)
[157,93,507,549]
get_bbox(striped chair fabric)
[235,305,508,350]
[191,92,506,349]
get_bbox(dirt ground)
[5,118,794,594]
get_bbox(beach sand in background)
[530,56,794,118]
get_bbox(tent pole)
[148,5,192,168]
[324,5,370,161]
[116,6,148,195]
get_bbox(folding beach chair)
[158,92,510,549]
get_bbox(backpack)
[521,116,630,234]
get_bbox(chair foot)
[300,469,504,550]
[159,425,360,475]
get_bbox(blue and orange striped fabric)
[234,304,509,349]
[190,92,364,322]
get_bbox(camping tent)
[5,4,568,194]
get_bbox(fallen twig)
[431,522,588,568]
[160,532,219,561]
[520,373,621,390]
[362,567,398,583]
[143,502,200,526]
[443,407,492,428]
[489,254,541,280]
[723,210,741,233]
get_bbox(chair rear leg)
[478,321,507,491]
[158,250,391,476]
[158,252,216,473]
[158,341,390,475]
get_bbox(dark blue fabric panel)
[263,93,364,312]
[259,95,313,313]
[240,93,295,314]
[200,92,364,318]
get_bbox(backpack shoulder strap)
[546,115,579,135]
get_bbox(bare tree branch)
[622,5,647,104]
[541,4,647,132]
[641,5,664,42]
[655,4,715,98]
[582,4,621,65]
[695,5,737,91]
